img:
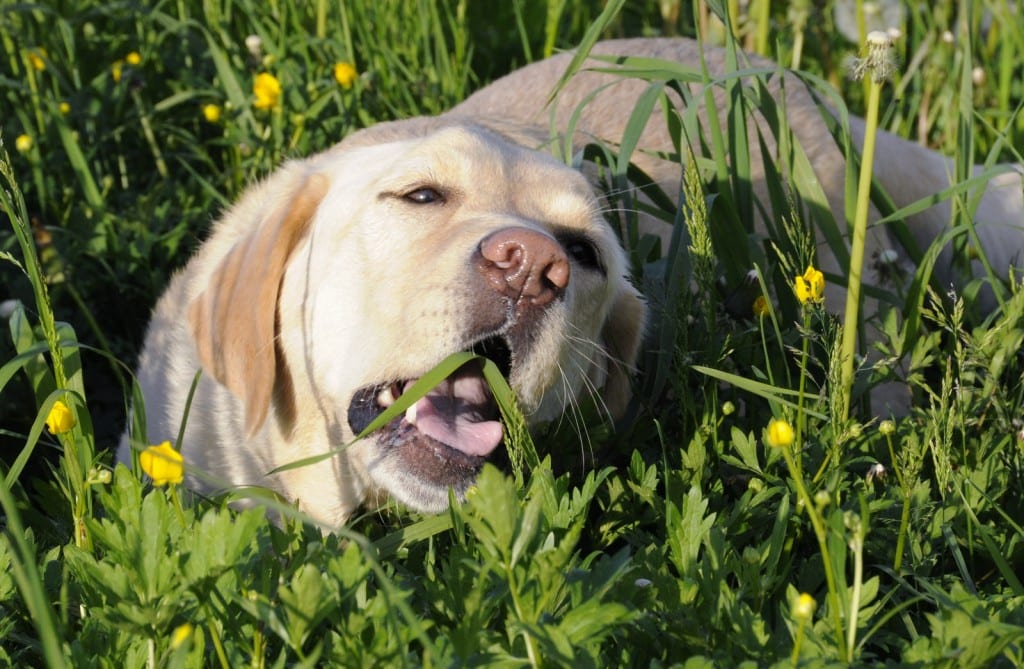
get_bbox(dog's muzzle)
[345,226,570,500]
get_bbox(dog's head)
[188,119,644,517]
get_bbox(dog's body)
[120,38,1022,527]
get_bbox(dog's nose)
[476,227,570,307]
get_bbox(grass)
[2,0,1024,665]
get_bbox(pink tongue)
[406,372,503,457]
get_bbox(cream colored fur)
[120,38,1022,527]
[120,119,642,528]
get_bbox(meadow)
[2,0,1023,665]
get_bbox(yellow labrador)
[120,38,1022,527]
[120,117,644,527]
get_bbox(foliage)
[2,0,1024,666]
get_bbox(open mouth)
[347,336,513,481]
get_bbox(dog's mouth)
[347,336,513,488]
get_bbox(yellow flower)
[202,103,222,123]
[766,417,795,449]
[59,101,70,115]
[27,48,47,71]
[792,592,816,622]
[170,623,193,650]
[252,72,281,110]
[111,60,123,83]
[793,265,825,304]
[333,61,358,88]
[139,441,184,486]
[753,295,770,317]
[125,51,142,66]
[15,134,34,154]
[45,400,75,434]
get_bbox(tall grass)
[2,0,1024,665]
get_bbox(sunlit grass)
[2,0,1023,665]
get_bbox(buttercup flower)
[792,592,816,621]
[766,417,795,449]
[333,61,358,88]
[111,60,124,83]
[27,48,47,71]
[753,295,770,317]
[15,134,34,154]
[59,101,70,115]
[125,51,142,66]
[794,265,825,304]
[253,72,281,110]
[45,400,75,434]
[170,623,194,650]
[202,103,222,123]
[140,441,184,486]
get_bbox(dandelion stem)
[839,68,884,420]
[847,524,864,658]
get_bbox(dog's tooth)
[377,387,395,407]
[405,402,418,425]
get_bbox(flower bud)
[793,592,816,622]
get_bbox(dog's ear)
[601,283,646,419]
[188,173,329,435]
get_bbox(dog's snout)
[477,227,570,306]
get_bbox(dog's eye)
[403,187,444,205]
[561,235,603,272]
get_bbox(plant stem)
[754,0,770,55]
[791,618,806,664]
[779,446,847,658]
[839,75,883,420]
[894,492,911,572]
[847,528,864,659]
[208,615,230,669]
[130,89,169,178]
[795,309,811,473]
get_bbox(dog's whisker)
[552,359,595,468]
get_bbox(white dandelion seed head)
[867,30,892,46]
[245,34,263,58]
[866,462,887,484]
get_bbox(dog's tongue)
[403,369,503,457]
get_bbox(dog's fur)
[120,38,1022,527]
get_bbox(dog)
[120,38,1022,527]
